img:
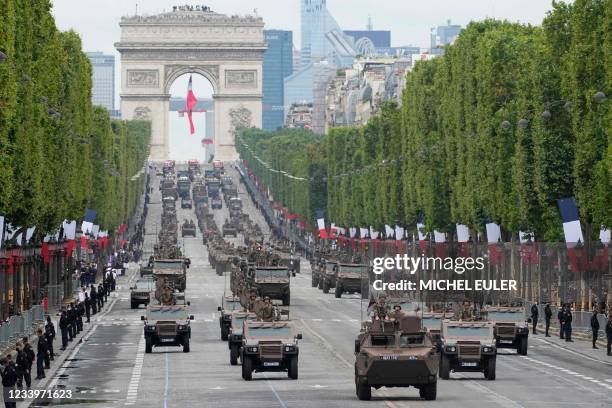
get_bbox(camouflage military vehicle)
[228,196,242,211]
[439,319,497,380]
[334,263,368,299]
[227,311,257,365]
[248,266,291,305]
[153,259,188,293]
[181,197,193,209]
[485,306,529,355]
[130,278,155,309]
[310,256,325,287]
[142,305,194,353]
[421,312,445,345]
[181,220,196,237]
[211,196,223,209]
[222,220,237,237]
[177,176,191,198]
[140,257,154,277]
[215,252,233,276]
[241,320,302,380]
[320,260,338,294]
[217,296,243,341]
[354,315,439,401]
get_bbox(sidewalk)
[530,330,612,365]
[534,320,610,354]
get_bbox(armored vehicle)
[421,312,445,345]
[140,258,154,277]
[162,196,176,212]
[228,197,242,211]
[334,263,368,299]
[181,197,193,209]
[248,266,291,305]
[320,260,338,293]
[439,319,497,380]
[181,220,196,237]
[310,257,325,287]
[354,315,439,401]
[241,320,302,380]
[227,311,257,365]
[218,296,243,341]
[142,305,194,353]
[130,278,155,309]
[485,306,529,355]
[177,176,191,198]
[153,259,188,292]
[211,196,222,209]
[222,220,237,237]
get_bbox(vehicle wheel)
[518,337,528,355]
[440,354,450,379]
[242,356,253,381]
[230,344,239,366]
[334,286,342,298]
[221,326,229,341]
[322,281,329,294]
[288,357,298,379]
[419,381,437,400]
[485,358,496,380]
[355,376,371,401]
[145,337,152,354]
[183,336,190,353]
[318,279,323,290]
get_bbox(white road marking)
[124,335,146,406]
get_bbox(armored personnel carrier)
[142,304,194,353]
[153,258,188,293]
[181,220,197,237]
[227,311,257,365]
[217,295,243,341]
[241,320,302,380]
[320,260,338,293]
[354,315,439,400]
[248,266,291,306]
[181,197,193,209]
[485,306,529,355]
[439,319,497,380]
[334,263,368,299]
[130,278,155,309]
[222,219,237,237]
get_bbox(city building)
[86,52,115,112]
[263,30,294,131]
[344,30,391,56]
[430,20,462,52]
[285,103,313,129]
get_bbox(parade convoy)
[140,161,534,399]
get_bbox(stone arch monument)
[115,8,266,162]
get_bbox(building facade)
[263,30,294,131]
[86,52,115,111]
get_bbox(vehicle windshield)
[487,311,525,322]
[422,317,441,329]
[400,334,424,346]
[369,335,395,347]
[134,280,154,290]
[248,326,292,337]
[338,265,366,275]
[154,261,183,270]
[148,308,188,320]
[255,269,289,279]
[446,326,492,337]
[224,300,242,311]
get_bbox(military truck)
[227,311,257,365]
[228,197,242,211]
[141,305,194,353]
[248,266,291,305]
[320,261,338,293]
[421,312,445,345]
[181,197,193,209]
[439,319,497,380]
[354,315,439,401]
[222,220,237,237]
[177,176,191,198]
[211,196,222,209]
[217,296,243,341]
[153,259,188,293]
[334,263,368,299]
[485,306,529,355]
[130,278,155,309]
[140,258,154,277]
[241,320,302,380]
[181,220,196,237]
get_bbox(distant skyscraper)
[263,30,294,131]
[86,52,115,112]
[430,20,462,49]
[344,30,391,56]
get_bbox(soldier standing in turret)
[260,297,275,322]
[160,284,175,305]
[373,297,390,321]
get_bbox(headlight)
[223,315,232,321]
[482,346,493,353]
[284,344,296,352]
[445,346,456,353]
[247,346,258,353]
[177,325,185,330]
[518,326,528,333]
[146,325,155,330]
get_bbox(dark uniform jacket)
[590,315,600,331]
[605,320,612,339]
[544,305,552,320]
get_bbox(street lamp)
[594,91,606,104]
[501,120,511,131]
[541,110,551,120]
[518,118,529,129]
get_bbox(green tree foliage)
[0,0,150,233]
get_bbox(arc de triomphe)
[115,9,266,162]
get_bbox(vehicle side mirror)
[217,306,222,311]
[527,318,532,323]
[296,333,303,340]
[187,301,191,306]
[354,339,360,353]
[140,316,145,321]
[189,315,194,320]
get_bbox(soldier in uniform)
[160,283,175,305]
[373,297,390,320]
[246,293,258,313]
[391,304,403,320]
[260,297,275,322]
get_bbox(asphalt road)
[28,167,612,408]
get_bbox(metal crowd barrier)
[0,305,45,350]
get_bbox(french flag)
[558,197,586,272]
[186,75,198,135]
[316,210,327,239]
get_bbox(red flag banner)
[41,242,50,264]
[80,236,88,249]
[186,75,198,135]
[65,239,76,258]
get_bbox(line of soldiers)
[371,296,404,321]
[245,293,276,322]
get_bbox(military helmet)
[264,296,271,301]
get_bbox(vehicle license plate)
[381,355,399,360]
[461,362,477,367]
[263,362,280,367]
[161,338,174,342]
[500,339,513,344]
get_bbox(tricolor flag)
[416,221,428,254]
[395,225,405,253]
[557,197,586,272]
[385,225,394,239]
[456,224,470,257]
[186,75,198,135]
[519,231,538,265]
[485,221,502,265]
[316,210,327,239]
[0,215,5,250]
[82,209,97,235]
